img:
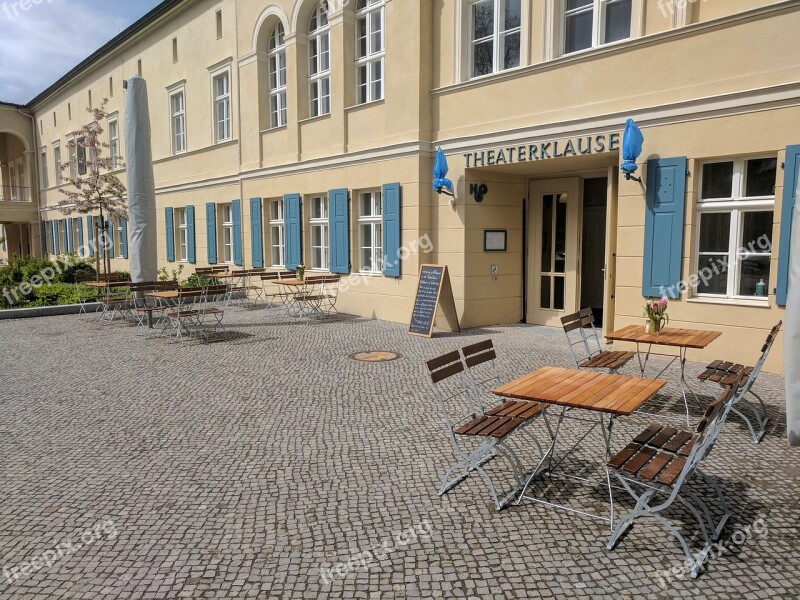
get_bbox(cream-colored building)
[2,0,798,373]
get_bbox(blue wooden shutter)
[777,144,800,306]
[382,182,401,277]
[206,203,217,264]
[250,197,264,268]
[107,219,115,258]
[232,199,243,266]
[40,221,48,254]
[642,157,687,298]
[120,218,128,259]
[284,193,302,269]
[54,221,61,254]
[48,221,54,254]
[328,188,350,274]
[76,217,84,256]
[67,218,74,253]
[87,216,94,256]
[165,207,175,262]
[186,206,195,264]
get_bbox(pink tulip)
[659,297,668,309]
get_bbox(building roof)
[25,0,187,109]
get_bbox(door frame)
[524,170,618,332]
[527,177,583,326]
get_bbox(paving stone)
[0,310,796,599]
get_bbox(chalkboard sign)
[408,264,460,338]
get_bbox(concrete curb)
[0,303,101,320]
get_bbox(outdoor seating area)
[426,313,785,581]
[74,267,339,343]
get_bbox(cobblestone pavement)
[0,308,797,600]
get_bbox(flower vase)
[296,268,305,281]
[647,317,664,335]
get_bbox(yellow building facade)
[2,0,798,372]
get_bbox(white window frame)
[270,199,285,267]
[355,0,385,105]
[175,208,188,262]
[468,0,522,79]
[211,68,232,142]
[168,83,187,155]
[358,190,382,274]
[308,3,331,118]
[559,0,633,57]
[309,196,329,271]
[52,142,62,185]
[220,203,234,264]
[107,116,120,169]
[694,156,776,302]
[268,24,288,128]
[67,137,77,179]
[39,146,48,188]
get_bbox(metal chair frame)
[561,308,633,373]
[74,273,102,319]
[427,351,529,510]
[607,374,742,578]
[137,281,179,337]
[697,322,781,443]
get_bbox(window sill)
[356,270,382,277]
[345,99,385,113]
[687,296,771,309]
[298,113,331,125]
[261,125,288,134]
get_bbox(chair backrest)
[261,272,280,282]
[211,266,230,273]
[460,340,501,415]
[426,351,477,431]
[205,284,230,306]
[195,267,214,275]
[665,373,743,499]
[153,281,179,291]
[304,275,326,285]
[560,308,604,367]
[128,281,156,292]
[97,273,125,282]
[74,273,96,284]
[277,270,295,279]
[741,321,782,397]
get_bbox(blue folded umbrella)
[621,118,644,175]
[433,147,454,194]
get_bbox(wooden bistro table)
[493,366,666,529]
[85,281,131,323]
[606,324,722,425]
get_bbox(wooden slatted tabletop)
[605,324,722,349]
[492,366,667,416]
[145,291,179,299]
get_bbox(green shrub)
[184,273,216,288]
[28,283,82,307]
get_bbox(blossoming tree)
[57,100,127,275]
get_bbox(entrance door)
[580,178,608,325]
[527,178,581,326]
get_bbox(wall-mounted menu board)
[408,265,461,338]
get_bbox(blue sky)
[0,0,163,104]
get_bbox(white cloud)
[0,0,132,104]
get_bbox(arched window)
[268,23,287,128]
[308,3,331,117]
[355,0,384,104]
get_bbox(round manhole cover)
[349,351,402,362]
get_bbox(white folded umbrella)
[786,174,800,446]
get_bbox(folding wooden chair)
[607,373,743,578]
[460,340,552,456]
[260,272,289,310]
[74,273,101,318]
[134,281,178,336]
[561,308,634,373]
[164,288,204,342]
[195,284,230,339]
[426,350,529,510]
[696,321,781,443]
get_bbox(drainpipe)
[520,196,527,323]
[18,107,40,257]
